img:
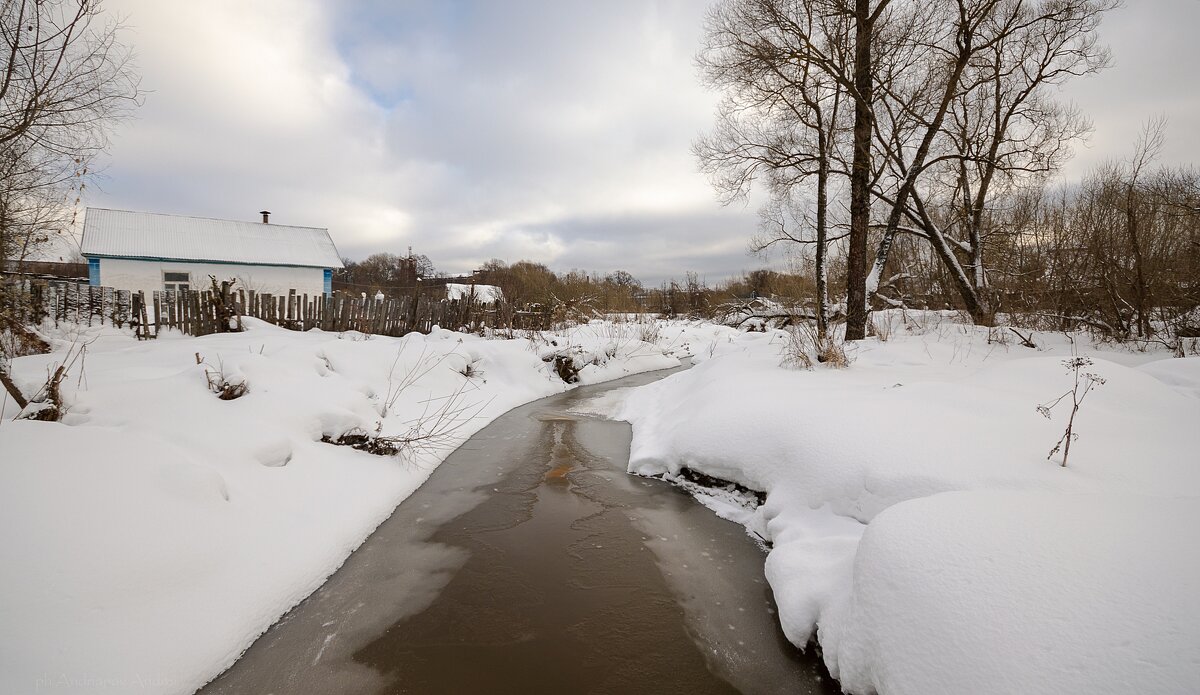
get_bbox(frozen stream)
[201,366,838,694]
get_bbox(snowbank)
[0,318,676,694]
[618,315,1200,694]
[835,491,1200,695]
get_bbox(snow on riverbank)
[0,319,676,695]
[617,313,1200,694]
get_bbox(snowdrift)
[618,316,1200,694]
[0,319,676,694]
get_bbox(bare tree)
[1033,122,1200,340]
[696,0,866,338]
[697,0,1115,332]
[0,0,140,408]
[1116,116,1166,337]
[0,0,139,263]
[868,0,1113,325]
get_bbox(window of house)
[164,271,191,293]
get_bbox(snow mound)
[619,319,1200,693]
[833,491,1200,695]
[0,319,677,694]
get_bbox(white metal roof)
[446,283,503,303]
[80,208,344,268]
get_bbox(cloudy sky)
[84,0,1200,284]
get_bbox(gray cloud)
[84,0,1199,283]
[1057,0,1200,177]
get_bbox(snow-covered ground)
[607,312,1200,694]
[5,311,1197,695]
[0,318,676,695]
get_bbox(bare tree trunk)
[846,0,875,341]
[815,130,830,338]
[1125,186,1150,337]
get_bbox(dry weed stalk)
[381,340,457,417]
[326,378,492,460]
[5,337,94,421]
[195,353,248,400]
[1037,356,1106,467]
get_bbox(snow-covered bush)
[197,353,248,400]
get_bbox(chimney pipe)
[259,210,270,224]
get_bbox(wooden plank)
[117,289,131,327]
[104,286,115,326]
[188,291,198,335]
[65,282,76,324]
[208,291,217,334]
[176,290,184,334]
[139,292,152,339]
[192,291,202,335]
[408,288,420,333]
[199,291,209,335]
[131,291,140,338]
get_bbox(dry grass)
[782,321,849,370]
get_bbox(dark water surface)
[201,367,838,695]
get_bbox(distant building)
[445,283,503,304]
[80,208,343,298]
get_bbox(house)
[80,208,343,298]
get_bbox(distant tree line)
[333,251,436,295]
[475,260,648,315]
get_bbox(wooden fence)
[3,279,552,339]
[2,279,142,329]
[231,289,551,337]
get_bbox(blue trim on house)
[88,258,100,286]
[81,252,340,270]
[323,268,333,296]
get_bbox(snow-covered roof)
[446,283,503,303]
[80,208,344,269]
